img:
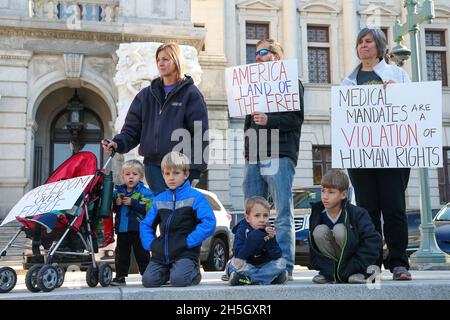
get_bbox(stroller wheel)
[86,265,99,287]
[37,265,59,292]
[53,264,65,288]
[25,264,43,293]
[0,267,17,293]
[98,263,113,287]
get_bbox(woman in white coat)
[341,27,412,281]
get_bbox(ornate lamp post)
[391,0,450,268]
[66,89,84,153]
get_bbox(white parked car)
[196,188,233,271]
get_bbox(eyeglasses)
[255,49,276,57]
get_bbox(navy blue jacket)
[309,199,382,283]
[140,181,216,264]
[113,181,154,233]
[113,76,209,175]
[232,219,282,266]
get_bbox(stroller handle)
[102,150,115,170]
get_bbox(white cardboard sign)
[225,59,301,117]
[1,175,95,226]
[331,81,442,169]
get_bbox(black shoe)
[229,272,252,286]
[110,277,126,286]
[192,272,202,285]
[271,271,288,284]
[221,273,229,281]
[392,266,412,281]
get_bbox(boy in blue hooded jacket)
[111,159,154,286]
[140,151,216,287]
[227,196,288,286]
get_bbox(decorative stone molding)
[0,178,29,188]
[359,5,397,17]
[299,1,340,17]
[0,50,33,67]
[198,54,228,69]
[237,0,280,12]
[64,53,84,78]
[0,27,206,52]
[434,6,450,23]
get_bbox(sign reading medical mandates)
[0,175,95,226]
[225,59,301,117]
[332,81,442,169]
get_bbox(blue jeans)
[228,258,286,285]
[243,158,295,274]
[144,164,167,195]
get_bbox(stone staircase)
[0,221,29,266]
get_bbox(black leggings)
[348,168,410,271]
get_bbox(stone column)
[342,0,359,76]
[282,0,298,59]
[0,49,33,220]
[224,0,237,66]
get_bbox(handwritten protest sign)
[332,81,442,169]
[0,175,94,226]
[225,59,300,117]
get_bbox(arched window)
[50,108,103,173]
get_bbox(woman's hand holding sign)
[252,111,268,126]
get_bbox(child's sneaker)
[348,273,367,284]
[271,271,288,284]
[192,271,202,285]
[392,266,412,281]
[110,277,126,286]
[312,274,332,284]
[229,272,252,286]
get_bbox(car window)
[435,206,450,221]
[293,189,321,209]
[203,194,221,211]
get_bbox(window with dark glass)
[425,30,448,86]
[312,146,332,185]
[50,109,103,174]
[246,23,269,64]
[307,26,330,83]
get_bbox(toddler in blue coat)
[228,196,287,285]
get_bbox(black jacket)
[309,200,382,283]
[113,76,209,175]
[232,219,282,266]
[244,80,304,165]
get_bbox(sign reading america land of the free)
[331,81,442,169]
[225,59,301,117]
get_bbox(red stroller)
[0,151,115,293]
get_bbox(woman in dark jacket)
[103,43,209,194]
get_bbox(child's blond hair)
[321,169,349,192]
[122,159,144,178]
[245,196,271,215]
[161,151,190,172]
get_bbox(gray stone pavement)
[1,266,450,300]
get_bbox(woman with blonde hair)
[103,42,209,194]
